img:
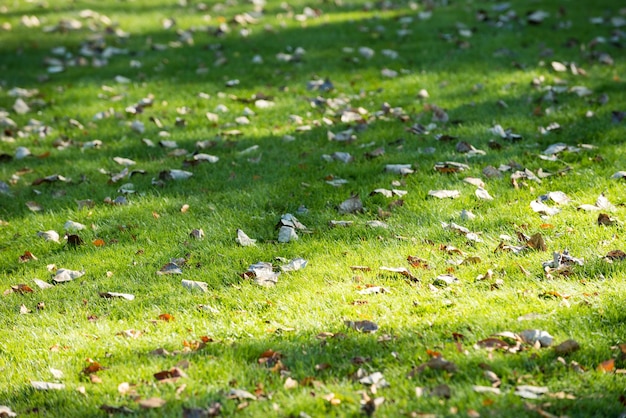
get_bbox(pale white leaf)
[475,188,493,200]
[281,257,308,272]
[64,220,86,231]
[236,229,256,246]
[181,279,209,292]
[31,381,65,390]
[38,230,60,243]
[429,190,460,199]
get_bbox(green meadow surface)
[0,0,625,416]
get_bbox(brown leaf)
[407,256,430,269]
[19,251,38,263]
[598,213,616,226]
[258,349,282,367]
[82,361,106,375]
[11,284,34,294]
[554,339,580,355]
[526,233,547,251]
[598,359,615,373]
[158,313,175,322]
[154,367,187,381]
[93,239,106,247]
[605,250,626,260]
[66,234,84,247]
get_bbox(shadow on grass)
[0,317,624,417]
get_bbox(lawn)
[1,0,625,416]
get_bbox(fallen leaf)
[345,320,379,333]
[428,190,460,199]
[598,359,615,373]
[182,279,209,292]
[338,195,363,214]
[227,389,257,401]
[157,262,183,275]
[236,229,256,246]
[53,269,85,283]
[159,313,175,322]
[138,397,166,409]
[37,230,60,243]
[0,405,17,417]
[31,381,65,390]
[554,339,580,355]
[99,292,135,301]
[514,385,549,399]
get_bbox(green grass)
[1,0,626,416]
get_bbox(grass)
[1,0,625,416]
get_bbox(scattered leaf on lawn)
[157,262,183,275]
[429,190,460,199]
[514,385,549,399]
[345,320,379,333]
[597,213,617,226]
[407,256,430,269]
[182,279,209,292]
[380,266,418,281]
[158,313,175,322]
[280,258,308,272]
[26,201,43,212]
[37,230,59,243]
[519,329,553,347]
[189,229,205,239]
[31,381,65,390]
[530,199,560,216]
[236,229,256,246]
[472,386,501,395]
[154,367,187,381]
[138,398,166,409]
[433,274,459,286]
[243,262,279,287]
[53,269,85,283]
[359,371,389,387]
[99,292,135,301]
[284,377,298,390]
[385,164,414,175]
[475,188,493,200]
[554,339,580,355]
[526,233,547,251]
[33,278,53,289]
[597,359,615,373]
[434,161,469,173]
[18,251,37,263]
[338,195,363,214]
[227,389,257,401]
[0,406,17,417]
[64,220,86,231]
[93,239,106,247]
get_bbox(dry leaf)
[429,189,460,199]
[138,397,166,409]
[31,381,65,390]
[182,279,209,292]
[99,292,135,301]
[338,195,363,214]
[554,339,580,355]
[345,320,378,333]
[597,358,615,373]
[236,229,256,246]
[53,268,85,283]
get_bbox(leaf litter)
[3,1,625,415]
